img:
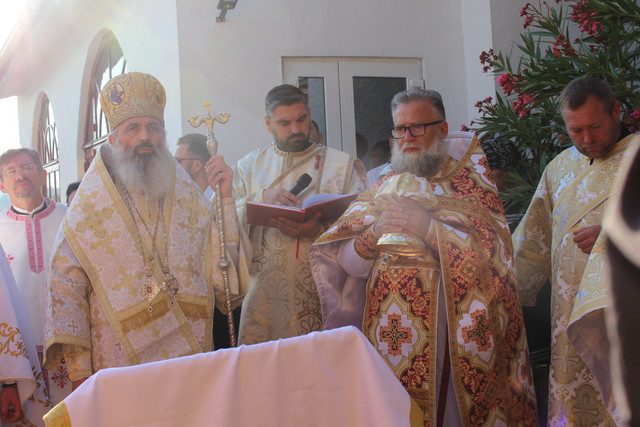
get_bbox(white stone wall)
[176,0,484,163]
[2,0,528,191]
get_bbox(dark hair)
[372,139,391,155]
[480,136,519,171]
[177,133,211,162]
[0,148,43,181]
[265,84,307,118]
[559,77,617,113]
[66,181,81,204]
[311,120,320,133]
[391,88,446,119]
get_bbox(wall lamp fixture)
[216,0,238,22]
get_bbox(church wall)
[175,0,488,164]
[461,0,498,128]
[2,0,529,190]
[8,0,183,192]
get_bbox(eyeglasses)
[175,157,201,164]
[390,120,443,139]
[1,164,39,178]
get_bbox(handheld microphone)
[288,173,312,196]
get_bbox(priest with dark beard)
[43,72,249,393]
[310,88,538,426]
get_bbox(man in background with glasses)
[0,148,71,406]
[311,88,538,425]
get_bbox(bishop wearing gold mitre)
[43,72,249,390]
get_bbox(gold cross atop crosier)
[188,101,230,155]
[188,101,236,346]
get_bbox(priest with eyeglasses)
[0,147,71,406]
[310,88,538,426]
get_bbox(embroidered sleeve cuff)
[68,370,92,383]
[354,227,379,260]
[62,345,92,382]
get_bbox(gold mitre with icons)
[100,72,167,130]
[375,173,438,256]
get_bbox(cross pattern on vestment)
[551,339,581,378]
[461,308,493,352]
[573,386,602,422]
[458,257,477,282]
[50,364,70,388]
[595,163,619,185]
[379,314,412,357]
[76,203,113,239]
[264,277,289,305]
[67,319,81,335]
[177,189,210,226]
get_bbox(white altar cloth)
[44,326,422,426]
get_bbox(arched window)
[83,34,127,170]
[37,95,60,202]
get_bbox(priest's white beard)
[390,136,449,179]
[103,138,171,201]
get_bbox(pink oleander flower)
[479,49,498,73]
[552,34,575,57]
[512,93,535,118]
[520,3,535,28]
[496,73,523,96]
[571,0,603,39]
[475,97,495,116]
[523,15,535,29]
[519,2,545,29]
[624,108,640,132]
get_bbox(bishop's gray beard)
[390,137,449,179]
[103,138,171,202]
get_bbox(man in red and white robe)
[311,89,537,426]
[0,148,71,405]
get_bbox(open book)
[246,193,358,227]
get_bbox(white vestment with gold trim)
[233,143,364,345]
[0,201,72,405]
[43,146,248,381]
[513,134,638,426]
[0,243,49,427]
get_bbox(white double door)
[283,58,423,161]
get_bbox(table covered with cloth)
[44,326,423,426]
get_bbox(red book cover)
[246,193,358,227]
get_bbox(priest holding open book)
[232,84,365,345]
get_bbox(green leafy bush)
[468,0,640,222]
